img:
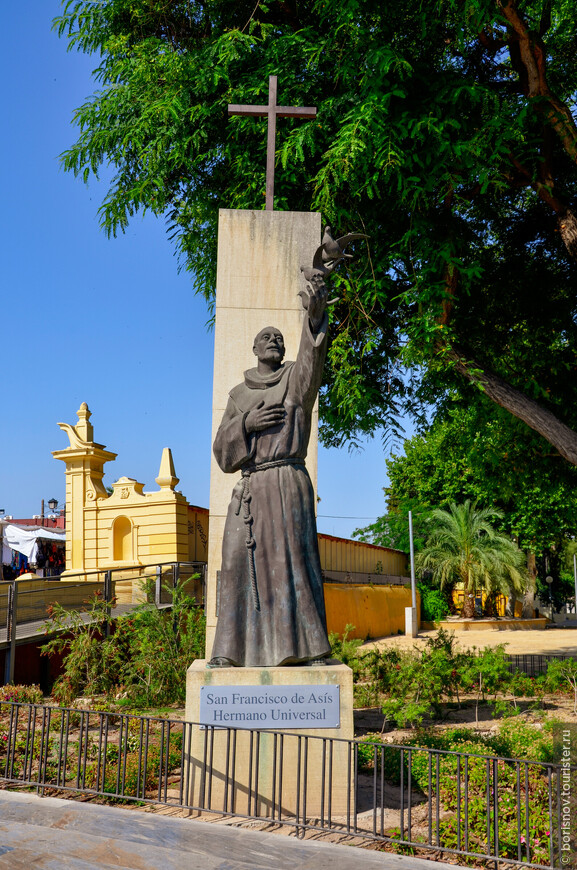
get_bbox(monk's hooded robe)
[210,314,331,667]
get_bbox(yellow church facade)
[52,404,208,576]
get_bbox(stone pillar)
[52,403,117,575]
[205,209,322,657]
[405,606,419,638]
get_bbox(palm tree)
[415,501,528,619]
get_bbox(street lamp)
[41,498,60,526]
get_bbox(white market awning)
[2,523,65,562]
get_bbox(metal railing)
[505,654,576,676]
[1,700,573,869]
[1,561,205,685]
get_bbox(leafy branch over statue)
[55,1,577,470]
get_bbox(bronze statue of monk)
[209,272,331,668]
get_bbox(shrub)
[546,658,577,713]
[329,625,364,678]
[381,630,467,727]
[42,578,206,708]
[417,583,450,622]
[41,592,123,705]
[0,684,43,704]
[397,723,555,865]
[116,581,206,707]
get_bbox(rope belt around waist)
[241,456,306,477]
[235,457,306,611]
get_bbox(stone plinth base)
[184,659,353,818]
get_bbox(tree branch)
[499,0,577,163]
[445,346,577,466]
[508,155,577,258]
[440,263,458,327]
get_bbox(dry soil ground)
[359,624,577,657]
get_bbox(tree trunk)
[506,592,517,617]
[446,348,577,466]
[522,551,538,617]
[484,592,498,617]
[462,570,475,619]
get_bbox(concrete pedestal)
[405,606,418,638]
[185,659,353,817]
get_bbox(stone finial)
[155,448,179,490]
[76,403,94,443]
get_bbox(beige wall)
[187,505,209,563]
[318,533,408,576]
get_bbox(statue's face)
[253,327,285,364]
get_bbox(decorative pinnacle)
[156,448,179,490]
[76,402,94,443]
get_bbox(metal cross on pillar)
[228,75,317,210]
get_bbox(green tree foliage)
[356,399,577,553]
[417,582,451,622]
[415,500,527,617]
[354,399,577,610]
[54,0,577,455]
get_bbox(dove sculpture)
[300,227,368,306]
[321,226,369,266]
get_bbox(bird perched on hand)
[300,228,369,308]
[321,226,368,266]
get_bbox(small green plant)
[507,671,537,710]
[356,734,384,772]
[546,658,577,714]
[354,682,381,708]
[329,625,363,678]
[493,698,520,718]
[460,644,511,724]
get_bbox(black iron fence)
[1,561,205,685]
[505,654,576,676]
[1,700,574,869]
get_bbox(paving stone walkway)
[0,790,455,870]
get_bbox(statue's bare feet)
[207,657,236,668]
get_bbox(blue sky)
[1,3,400,539]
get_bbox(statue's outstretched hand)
[299,273,328,332]
[245,401,286,434]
